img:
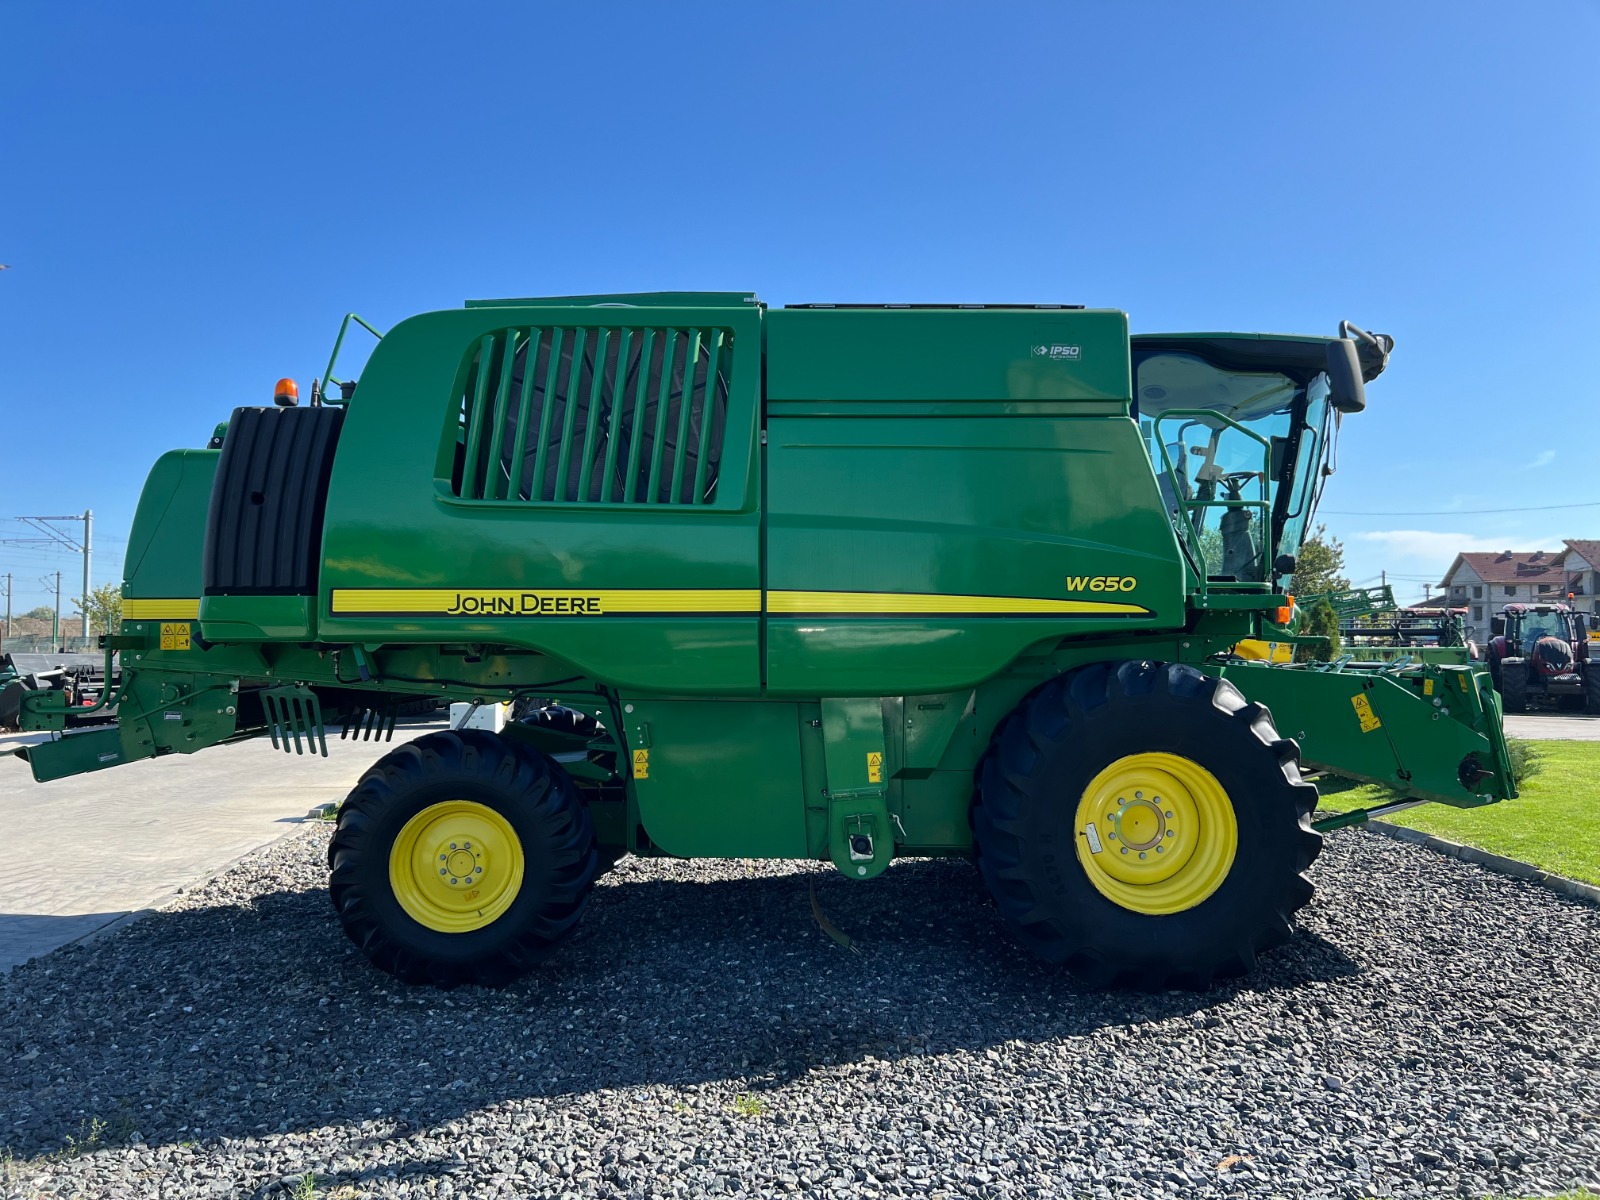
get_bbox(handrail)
[320,313,386,400]
[24,638,126,723]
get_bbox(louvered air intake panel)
[203,406,345,595]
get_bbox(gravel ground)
[2,825,1597,1200]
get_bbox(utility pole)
[3,572,10,638]
[40,571,61,651]
[82,509,92,645]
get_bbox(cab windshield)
[1517,610,1570,652]
[1133,347,1333,586]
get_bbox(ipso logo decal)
[1031,343,1081,361]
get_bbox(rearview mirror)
[1326,339,1366,413]
[1490,616,1506,638]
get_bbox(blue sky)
[2,1,1596,614]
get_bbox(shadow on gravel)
[0,857,1358,1161]
[0,909,130,974]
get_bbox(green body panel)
[121,450,216,601]
[13,292,1517,880]
[625,699,809,857]
[764,308,1131,404]
[819,697,893,879]
[764,413,1185,693]
[200,595,318,641]
[316,305,766,693]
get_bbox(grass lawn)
[1316,739,1600,886]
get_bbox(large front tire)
[1499,664,1528,714]
[972,661,1321,989]
[329,730,597,986]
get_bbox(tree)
[1296,596,1342,663]
[22,605,54,621]
[1289,525,1350,598]
[73,582,123,637]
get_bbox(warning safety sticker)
[1351,693,1382,733]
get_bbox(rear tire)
[1500,664,1528,713]
[329,730,597,986]
[1586,666,1600,716]
[972,660,1321,989]
[520,704,605,738]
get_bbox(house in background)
[1556,539,1600,623]
[1437,550,1567,645]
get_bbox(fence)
[1,635,99,656]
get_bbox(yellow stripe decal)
[767,590,1150,616]
[128,592,1145,621]
[123,598,201,620]
[330,589,762,616]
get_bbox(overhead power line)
[4,513,92,639]
[1321,500,1600,517]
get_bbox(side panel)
[318,305,764,693]
[763,415,1186,694]
[626,699,810,857]
[766,307,1132,403]
[121,448,217,620]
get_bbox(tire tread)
[972,660,1321,989]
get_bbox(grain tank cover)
[765,307,1131,404]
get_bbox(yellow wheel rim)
[1073,752,1237,915]
[388,800,524,933]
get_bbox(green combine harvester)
[11,296,1515,989]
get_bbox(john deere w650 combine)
[12,295,1515,988]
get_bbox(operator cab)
[1495,604,1589,658]
[1132,327,1390,589]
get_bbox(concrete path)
[1503,712,1600,741]
[0,719,446,972]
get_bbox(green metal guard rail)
[320,313,385,399]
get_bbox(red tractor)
[1486,603,1600,713]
